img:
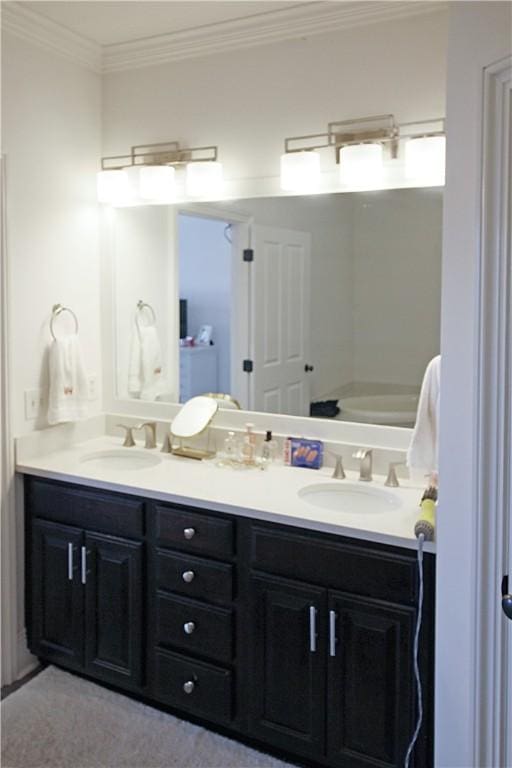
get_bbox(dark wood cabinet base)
[25,476,434,768]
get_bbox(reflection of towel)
[128,325,166,401]
[48,335,88,425]
[407,355,441,473]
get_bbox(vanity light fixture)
[280,151,321,192]
[185,161,224,198]
[98,141,222,204]
[404,131,446,183]
[280,114,445,190]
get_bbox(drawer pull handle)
[184,527,196,540]
[182,570,195,583]
[183,621,196,635]
[183,680,195,694]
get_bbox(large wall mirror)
[111,187,442,428]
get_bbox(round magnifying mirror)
[171,396,219,439]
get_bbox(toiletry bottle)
[241,423,256,465]
[260,430,278,463]
[223,431,238,463]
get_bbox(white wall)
[1,31,102,682]
[437,2,512,765]
[178,214,232,395]
[352,188,442,387]
[102,10,447,190]
[2,33,102,435]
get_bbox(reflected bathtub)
[337,394,418,427]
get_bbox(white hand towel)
[47,335,88,425]
[128,325,166,401]
[407,355,441,473]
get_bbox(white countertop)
[16,435,435,553]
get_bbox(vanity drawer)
[156,592,234,664]
[154,649,233,724]
[26,477,144,539]
[153,504,234,558]
[156,549,234,604]
[251,525,418,604]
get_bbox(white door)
[250,225,311,416]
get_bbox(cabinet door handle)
[67,543,73,581]
[329,610,337,657]
[309,606,317,652]
[183,680,195,694]
[184,527,196,540]
[183,621,196,635]
[81,546,87,585]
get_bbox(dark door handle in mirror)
[304,364,314,372]
[501,575,512,620]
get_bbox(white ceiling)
[22,1,308,46]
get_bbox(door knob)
[183,680,195,694]
[304,364,314,372]
[183,621,196,634]
[502,575,512,620]
[183,527,196,540]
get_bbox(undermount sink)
[79,449,162,471]
[298,482,402,515]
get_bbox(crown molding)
[1,0,447,75]
[103,1,448,73]
[1,1,102,73]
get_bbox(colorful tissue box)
[286,438,324,469]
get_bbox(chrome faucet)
[116,424,136,447]
[353,448,373,482]
[139,421,157,449]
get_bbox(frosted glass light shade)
[280,151,320,192]
[139,165,176,201]
[405,136,446,183]
[185,161,224,197]
[97,170,130,204]
[339,143,383,187]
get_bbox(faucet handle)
[116,424,136,447]
[331,454,346,480]
[385,461,406,488]
[161,432,173,454]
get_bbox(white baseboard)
[17,628,38,680]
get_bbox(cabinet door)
[84,533,143,690]
[31,520,84,669]
[248,573,326,760]
[327,592,415,768]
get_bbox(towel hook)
[136,300,156,331]
[50,303,79,341]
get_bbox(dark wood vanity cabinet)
[27,480,144,691]
[247,525,434,768]
[25,476,434,768]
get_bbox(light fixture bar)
[100,141,218,171]
[284,133,330,153]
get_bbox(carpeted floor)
[1,666,295,768]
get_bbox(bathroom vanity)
[22,448,435,768]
